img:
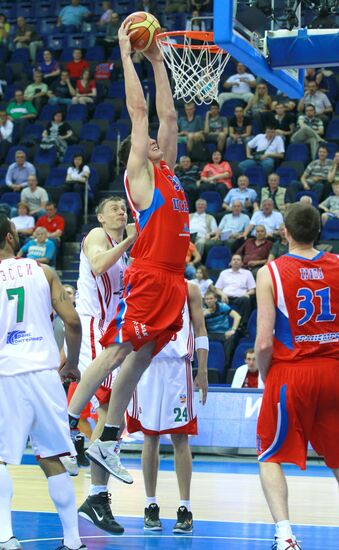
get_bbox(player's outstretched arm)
[42,265,82,382]
[188,282,208,404]
[84,225,137,276]
[144,44,178,171]
[255,265,275,382]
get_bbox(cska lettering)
[299,267,324,280]
[172,198,189,212]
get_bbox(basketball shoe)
[0,537,22,549]
[144,503,162,531]
[85,439,133,484]
[78,492,124,534]
[173,506,193,534]
[272,536,302,550]
[74,434,90,468]
[59,455,79,476]
[55,544,87,550]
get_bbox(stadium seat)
[295,190,318,207]
[225,143,246,162]
[45,167,67,188]
[34,147,57,166]
[91,145,113,164]
[220,98,245,118]
[231,342,255,370]
[320,217,339,241]
[205,246,231,271]
[0,192,21,207]
[246,309,257,341]
[276,166,298,187]
[58,192,82,215]
[86,46,105,62]
[62,145,86,164]
[10,48,30,64]
[39,104,60,122]
[106,121,131,141]
[60,47,76,62]
[93,103,115,121]
[244,164,266,188]
[46,34,66,51]
[88,168,99,198]
[108,80,126,99]
[207,340,226,380]
[279,161,305,179]
[66,104,88,122]
[21,123,44,142]
[79,123,101,143]
[199,191,223,214]
[285,143,309,164]
[325,119,339,141]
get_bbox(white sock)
[89,485,107,496]
[180,500,191,511]
[48,472,82,549]
[0,464,13,542]
[146,496,157,507]
[276,520,293,539]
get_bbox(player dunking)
[68,23,193,478]
[255,203,339,550]
[0,215,86,550]
[127,281,208,533]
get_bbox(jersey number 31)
[296,287,336,326]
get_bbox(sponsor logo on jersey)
[6,330,43,345]
[180,394,187,404]
[132,321,148,340]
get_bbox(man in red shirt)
[231,348,264,388]
[66,48,89,81]
[36,202,65,243]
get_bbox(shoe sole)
[173,528,193,534]
[78,511,124,535]
[85,450,133,484]
[144,526,162,531]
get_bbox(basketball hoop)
[156,30,230,105]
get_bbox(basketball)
[124,11,161,52]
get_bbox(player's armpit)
[255,266,275,381]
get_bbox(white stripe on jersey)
[270,261,289,319]
[156,300,193,360]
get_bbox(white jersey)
[0,258,60,375]
[76,233,126,326]
[156,300,194,360]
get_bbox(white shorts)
[126,357,197,435]
[0,369,75,464]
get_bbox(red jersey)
[268,251,339,364]
[36,214,65,234]
[124,161,190,271]
[65,60,89,79]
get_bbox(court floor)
[10,455,339,549]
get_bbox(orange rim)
[157,30,225,53]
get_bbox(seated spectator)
[328,152,339,185]
[177,102,204,155]
[3,150,36,194]
[199,151,233,198]
[6,90,37,123]
[66,48,90,82]
[186,9,206,31]
[214,253,255,325]
[21,175,49,218]
[0,110,13,164]
[268,223,288,261]
[96,11,120,56]
[291,145,333,202]
[41,110,74,162]
[226,105,252,147]
[206,200,250,253]
[290,104,325,160]
[223,175,257,213]
[236,225,272,277]
[11,202,35,245]
[271,92,297,113]
[17,226,56,264]
[260,173,289,213]
[189,198,217,255]
[37,49,61,85]
[185,240,201,279]
[57,0,91,33]
[36,202,65,244]
[24,70,49,112]
[174,155,200,210]
[65,154,90,195]
[319,183,339,226]
[98,1,113,26]
[204,289,242,373]
[218,62,255,108]
[72,69,97,105]
[239,126,285,175]
[243,198,283,239]
[165,0,189,14]
[297,81,333,122]
[270,102,295,142]
[12,16,43,63]
[191,265,214,298]
[0,13,10,46]
[304,67,323,88]
[244,83,272,131]
[203,101,228,153]
[48,70,76,106]
[231,348,264,389]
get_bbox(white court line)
[20,535,273,543]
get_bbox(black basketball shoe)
[144,503,162,531]
[173,506,193,533]
[78,492,124,534]
[74,434,90,467]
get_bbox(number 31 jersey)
[0,258,60,375]
[268,251,339,363]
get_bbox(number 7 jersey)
[268,251,339,363]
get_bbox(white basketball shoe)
[272,536,302,550]
[0,537,22,550]
[85,439,133,484]
[60,455,79,476]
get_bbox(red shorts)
[100,262,186,357]
[67,382,92,420]
[257,360,339,469]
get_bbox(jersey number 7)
[7,287,25,323]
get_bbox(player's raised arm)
[84,225,137,276]
[144,43,178,170]
[119,23,153,209]
[255,265,275,382]
[188,282,208,404]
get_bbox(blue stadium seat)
[0,192,21,206]
[108,81,126,99]
[220,98,246,118]
[3,84,22,102]
[0,167,7,185]
[295,190,318,207]
[63,145,86,164]
[34,146,57,166]
[205,246,231,271]
[86,46,105,62]
[244,164,266,188]
[10,48,30,64]
[22,123,44,142]
[88,168,98,199]
[199,191,223,214]
[46,34,66,51]
[60,47,76,62]
[225,143,246,162]
[325,119,339,141]
[106,121,131,141]
[67,105,88,122]
[65,34,90,50]
[45,167,67,188]
[93,103,115,121]
[80,123,101,143]
[246,309,257,341]
[320,217,339,240]
[335,101,339,116]
[285,143,309,164]
[207,340,226,380]
[276,166,297,187]
[39,104,60,121]
[91,145,113,164]
[231,342,255,370]
[58,192,82,215]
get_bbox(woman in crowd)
[65,153,90,195]
[41,110,73,161]
[72,68,97,105]
[37,49,61,85]
[199,150,233,198]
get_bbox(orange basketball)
[124,11,161,52]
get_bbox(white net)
[157,34,230,106]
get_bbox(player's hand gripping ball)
[123,11,161,52]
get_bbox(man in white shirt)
[21,175,49,218]
[214,253,256,325]
[243,198,283,238]
[231,348,264,389]
[297,81,333,122]
[239,127,285,175]
[218,63,256,108]
[205,200,250,253]
[0,111,13,164]
[223,175,257,212]
[189,198,217,255]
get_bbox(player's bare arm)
[42,265,82,382]
[144,44,178,170]
[188,282,208,405]
[84,225,137,276]
[119,23,154,210]
[255,265,275,382]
